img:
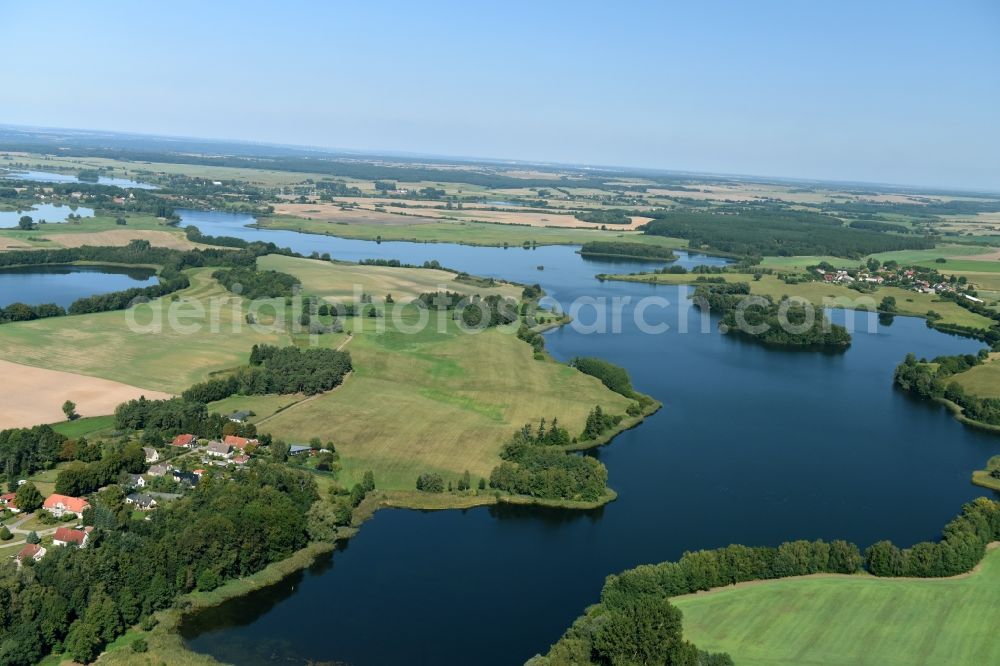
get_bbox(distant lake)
[0,203,95,228]
[178,210,1000,666]
[2,169,157,189]
[0,264,158,308]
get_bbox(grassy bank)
[674,544,1000,666]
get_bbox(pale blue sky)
[3,1,999,190]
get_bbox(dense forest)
[574,209,632,225]
[0,463,317,665]
[212,266,301,299]
[642,209,934,258]
[181,345,353,403]
[0,425,66,487]
[536,497,1000,665]
[579,241,677,261]
[692,282,852,349]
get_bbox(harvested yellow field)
[0,359,172,429]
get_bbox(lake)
[0,264,158,308]
[174,210,999,665]
[2,169,157,189]
[0,202,95,228]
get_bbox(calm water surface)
[0,265,157,308]
[2,169,156,189]
[0,202,94,228]
[175,210,999,665]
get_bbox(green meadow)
[259,214,687,248]
[256,309,633,491]
[675,545,1000,666]
[0,268,292,392]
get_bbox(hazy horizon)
[4,1,999,190]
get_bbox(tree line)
[579,241,678,261]
[536,496,1000,665]
[693,281,852,350]
[212,266,301,299]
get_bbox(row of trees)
[579,240,677,261]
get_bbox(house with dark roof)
[126,493,158,511]
[206,441,232,458]
[124,474,146,489]
[229,410,251,423]
[172,470,200,486]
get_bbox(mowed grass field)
[0,268,291,392]
[260,214,687,249]
[257,254,522,303]
[610,272,996,329]
[954,356,1000,398]
[675,545,1000,666]
[257,309,633,491]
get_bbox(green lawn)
[259,308,633,491]
[259,214,687,248]
[953,357,1000,398]
[0,268,292,392]
[674,545,1000,666]
[51,415,116,438]
[257,253,523,302]
[207,393,306,423]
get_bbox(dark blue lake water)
[0,264,158,308]
[175,209,998,666]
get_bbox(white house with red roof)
[15,543,45,565]
[52,526,91,548]
[224,435,258,451]
[171,433,197,448]
[0,492,20,513]
[43,494,90,518]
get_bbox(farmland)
[674,545,1000,666]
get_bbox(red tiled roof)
[0,492,15,505]
[43,494,90,514]
[223,435,256,449]
[53,527,87,546]
[172,433,197,447]
[16,543,41,560]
